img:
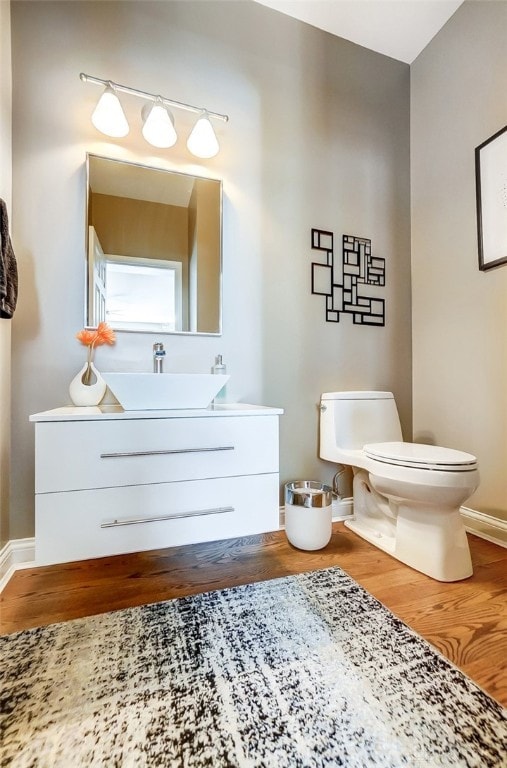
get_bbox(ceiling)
[89,157,195,207]
[253,0,464,64]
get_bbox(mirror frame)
[85,153,223,336]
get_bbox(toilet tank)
[320,391,403,461]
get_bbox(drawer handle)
[101,506,234,528]
[100,446,235,459]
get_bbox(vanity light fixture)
[141,99,177,149]
[81,73,228,157]
[91,84,129,138]
[187,111,220,159]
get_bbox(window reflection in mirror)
[86,154,222,335]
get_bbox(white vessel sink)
[102,372,229,410]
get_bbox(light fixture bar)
[80,72,228,123]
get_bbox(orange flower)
[95,322,116,347]
[76,329,97,347]
[76,322,116,350]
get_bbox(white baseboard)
[0,537,36,593]
[279,501,506,549]
[460,506,507,548]
[0,505,502,593]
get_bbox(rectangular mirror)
[86,154,222,335]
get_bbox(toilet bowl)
[319,391,479,581]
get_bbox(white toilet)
[319,391,479,581]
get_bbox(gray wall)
[411,0,507,519]
[0,0,12,548]
[10,0,411,539]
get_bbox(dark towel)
[0,198,18,319]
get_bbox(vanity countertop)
[30,403,284,422]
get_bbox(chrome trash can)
[284,481,333,551]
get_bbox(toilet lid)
[363,441,478,471]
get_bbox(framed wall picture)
[475,125,507,271]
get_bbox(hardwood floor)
[1,524,506,706]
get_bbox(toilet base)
[346,468,474,582]
[345,504,473,582]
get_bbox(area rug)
[1,567,506,767]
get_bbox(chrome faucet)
[153,342,166,373]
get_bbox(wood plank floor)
[1,524,506,706]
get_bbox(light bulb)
[91,85,129,138]
[142,101,177,148]
[187,112,219,158]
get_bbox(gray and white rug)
[1,566,506,767]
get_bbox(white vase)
[69,361,107,406]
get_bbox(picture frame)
[475,125,507,271]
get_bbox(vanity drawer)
[35,415,279,493]
[35,473,280,565]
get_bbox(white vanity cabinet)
[30,404,283,566]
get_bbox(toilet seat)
[363,441,477,472]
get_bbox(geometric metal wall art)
[311,228,386,326]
